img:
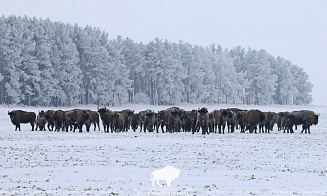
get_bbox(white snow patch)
[0,104,326,195]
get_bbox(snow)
[0,104,326,195]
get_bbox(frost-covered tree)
[144,37,164,105]
[271,57,297,105]
[120,37,146,103]
[291,65,313,105]
[0,16,11,104]
[242,49,277,105]
[0,15,313,106]
[32,18,57,106]
[2,16,25,104]
[107,36,132,106]
[214,48,246,104]
[52,22,81,106]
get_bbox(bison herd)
[7,107,319,134]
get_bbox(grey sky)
[1,0,326,105]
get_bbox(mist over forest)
[0,15,313,106]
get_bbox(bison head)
[198,107,208,114]
[8,111,16,121]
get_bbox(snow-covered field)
[1,104,326,195]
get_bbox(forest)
[0,15,313,106]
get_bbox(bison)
[131,113,140,132]
[242,109,265,133]
[84,109,100,132]
[213,109,228,134]
[35,110,47,131]
[193,107,209,135]
[139,109,156,132]
[53,110,66,131]
[64,109,90,132]
[180,109,197,132]
[111,111,124,132]
[284,110,319,134]
[8,110,36,131]
[44,110,55,131]
[97,107,113,133]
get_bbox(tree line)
[0,15,313,106]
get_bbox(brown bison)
[64,109,90,132]
[156,107,178,133]
[260,112,275,133]
[193,107,209,135]
[53,110,66,131]
[111,111,124,132]
[139,109,156,132]
[8,110,36,131]
[44,110,55,131]
[120,109,134,132]
[84,109,100,132]
[213,109,228,134]
[131,113,140,132]
[97,107,113,133]
[180,109,198,133]
[242,109,265,133]
[35,110,47,131]
[284,110,319,134]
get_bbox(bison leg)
[222,124,226,134]
[86,125,90,132]
[15,125,20,131]
[156,179,162,187]
[79,124,83,133]
[231,123,235,133]
[166,179,172,187]
[30,122,34,131]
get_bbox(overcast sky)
[1,0,326,105]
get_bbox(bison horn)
[97,106,100,110]
[8,111,10,115]
[317,113,320,117]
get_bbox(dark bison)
[236,110,248,133]
[120,109,134,132]
[157,107,180,133]
[157,109,173,133]
[180,109,198,133]
[260,112,275,133]
[44,110,55,131]
[84,109,100,132]
[274,112,290,132]
[53,110,66,131]
[225,108,246,132]
[35,110,47,131]
[284,110,319,134]
[8,110,36,131]
[97,107,113,133]
[193,107,209,135]
[111,111,124,132]
[300,110,319,133]
[169,107,184,132]
[242,109,265,133]
[64,109,90,132]
[213,109,228,134]
[131,113,140,132]
[208,111,215,133]
[139,109,156,132]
